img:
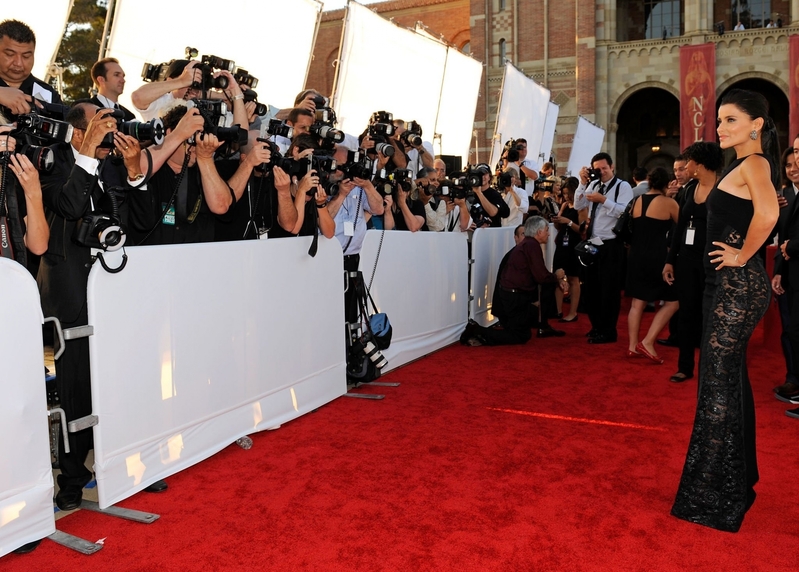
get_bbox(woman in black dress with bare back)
[671,89,780,532]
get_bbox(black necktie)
[587,182,605,239]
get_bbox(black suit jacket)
[37,143,129,323]
[89,95,136,121]
[777,184,799,288]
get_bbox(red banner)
[790,35,799,145]
[680,43,716,151]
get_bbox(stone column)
[793,0,799,26]
[684,0,701,36]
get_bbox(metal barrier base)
[362,382,400,387]
[48,530,103,555]
[80,501,159,524]
[343,392,385,400]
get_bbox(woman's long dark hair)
[719,88,781,191]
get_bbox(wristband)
[232,94,244,101]
[316,202,327,209]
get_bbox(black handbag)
[612,196,637,244]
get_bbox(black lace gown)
[671,156,771,532]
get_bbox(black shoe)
[786,407,799,420]
[656,338,679,347]
[585,329,598,338]
[537,326,566,338]
[144,479,168,493]
[774,381,799,393]
[588,334,617,344]
[55,485,84,511]
[12,540,42,554]
[669,372,693,383]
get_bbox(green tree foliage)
[53,0,108,103]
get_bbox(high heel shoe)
[559,315,578,323]
[635,342,664,364]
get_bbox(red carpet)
[4,305,797,571]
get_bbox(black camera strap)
[0,154,15,261]
[586,176,619,239]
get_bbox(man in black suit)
[0,19,61,116]
[773,144,799,413]
[38,102,147,510]
[89,57,136,120]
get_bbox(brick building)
[308,0,796,178]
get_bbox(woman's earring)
[750,130,758,140]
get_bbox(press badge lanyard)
[685,216,695,246]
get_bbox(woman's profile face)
[717,103,759,149]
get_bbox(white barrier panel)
[468,227,515,327]
[359,230,469,372]
[0,259,55,556]
[88,238,346,508]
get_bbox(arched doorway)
[616,88,681,180]
[717,78,790,162]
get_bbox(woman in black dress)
[671,89,780,532]
[662,142,723,382]
[625,167,679,362]
[553,177,581,321]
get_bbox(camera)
[469,203,492,227]
[16,144,55,172]
[497,171,514,189]
[13,113,73,145]
[310,105,344,149]
[186,99,247,145]
[266,118,293,139]
[587,167,602,181]
[341,149,374,180]
[72,187,126,251]
[233,68,258,89]
[399,120,422,147]
[141,61,172,83]
[366,111,396,158]
[97,109,165,148]
[242,90,268,116]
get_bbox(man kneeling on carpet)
[461,216,568,346]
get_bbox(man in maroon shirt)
[461,216,568,345]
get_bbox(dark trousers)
[344,254,361,327]
[475,289,535,345]
[786,286,799,385]
[777,289,799,385]
[675,255,705,376]
[56,314,94,489]
[582,238,625,337]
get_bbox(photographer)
[516,138,540,193]
[37,103,147,511]
[419,167,471,232]
[327,143,383,260]
[283,134,335,238]
[574,151,633,344]
[215,130,298,240]
[498,166,528,227]
[472,163,510,227]
[383,174,427,232]
[360,111,407,171]
[0,125,49,264]
[131,60,248,130]
[0,20,61,116]
[394,119,433,176]
[271,107,314,154]
[460,216,567,346]
[127,104,238,245]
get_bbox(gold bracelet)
[734,254,747,267]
